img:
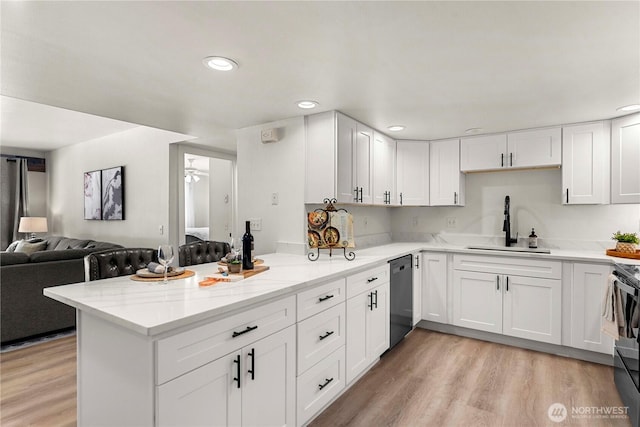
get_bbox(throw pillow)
[15,240,47,255]
[5,240,21,252]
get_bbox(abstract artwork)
[84,170,102,220]
[101,166,124,220]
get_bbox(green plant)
[612,231,639,244]
[229,259,241,264]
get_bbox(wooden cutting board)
[606,249,640,260]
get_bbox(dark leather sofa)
[178,240,230,266]
[85,248,157,281]
[0,236,122,344]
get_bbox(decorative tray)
[606,249,640,260]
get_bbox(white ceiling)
[1,1,638,152]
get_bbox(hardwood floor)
[0,329,630,427]
[1,335,76,427]
[311,329,630,427]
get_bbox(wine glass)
[158,245,175,284]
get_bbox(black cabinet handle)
[367,277,378,283]
[318,377,334,390]
[318,294,334,302]
[354,187,359,202]
[373,290,378,309]
[566,188,569,204]
[232,325,258,338]
[319,331,334,341]
[247,348,255,380]
[368,292,373,311]
[415,255,419,269]
[510,152,513,167]
[501,153,504,167]
[359,187,363,203]
[454,192,458,205]
[506,276,509,292]
[400,192,403,205]
[233,354,241,389]
[496,275,500,291]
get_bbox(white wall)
[237,117,306,255]
[209,158,232,242]
[192,176,210,227]
[49,126,190,247]
[391,168,640,246]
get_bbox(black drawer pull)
[318,294,334,302]
[367,277,378,283]
[319,331,334,341]
[232,325,258,338]
[318,377,334,390]
[233,354,241,389]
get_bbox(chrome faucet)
[503,195,518,247]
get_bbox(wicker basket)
[616,242,638,254]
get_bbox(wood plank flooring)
[311,329,630,427]
[0,329,630,427]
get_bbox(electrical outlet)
[250,218,262,231]
[271,192,279,205]
[159,225,164,235]
[446,217,457,228]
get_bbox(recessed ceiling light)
[297,100,319,109]
[616,104,640,112]
[465,128,483,134]
[202,56,238,71]
[387,125,405,132]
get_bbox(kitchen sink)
[465,245,551,254]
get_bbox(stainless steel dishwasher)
[389,254,413,349]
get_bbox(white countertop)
[43,242,639,337]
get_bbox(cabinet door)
[507,127,561,169]
[368,282,390,359]
[562,122,610,205]
[452,270,502,333]
[460,134,506,172]
[336,113,358,203]
[346,291,368,384]
[502,276,561,345]
[157,353,242,427]
[571,263,614,354]
[412,253,422,326]
[242,326,296,427]
[396,141,429,206]
[372,132,396,205]
[422,253,448,324]
[355,123,374,204]
[430,139,465,206]
[611,113,640,204]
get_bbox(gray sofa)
[0,236,123,344]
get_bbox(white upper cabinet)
[460,128,561,172]
[430,139,465,206]
[562,122,610,205]
[305,111,338,204]
[611,113,640,204]
[372,131,396,205]
[396,140,429,206]
[336,113,359,204]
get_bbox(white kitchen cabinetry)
[430,139,465,206]
[421,252,448,324]
[460,128,561,172]
[412,252,422,326]
[345,266,390,384]
[568,263,614,354]
[396,140,430,206]
[452,255,562,345]
[611,113,640,204]
[158,325,296,427]
[562,122,610,205]
[372,131,396,205]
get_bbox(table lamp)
[18,217,48,240]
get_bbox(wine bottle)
[242,220,254,270]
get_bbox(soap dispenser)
[528,228,538,248]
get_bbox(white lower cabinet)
[421,252,448,324]
[345,281,390,385]
[412,252,422,326]
[568,262,614,354]
[157,325,296,427]
[452,255,562,345]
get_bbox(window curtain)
[1,158,29,249]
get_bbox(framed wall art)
[101,166,124,220]
[84,170,102,220]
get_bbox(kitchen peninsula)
[45,242,638,426]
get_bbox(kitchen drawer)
[297,278,346,321]
[346,264,389,299]
[297,346,345,426]
[297,302,345,375]
[156,295,296,385]
[453,254,561,280]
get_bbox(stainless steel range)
[613,262,640,427]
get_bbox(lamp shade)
[18,217,48,233]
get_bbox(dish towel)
[602,274,624,340]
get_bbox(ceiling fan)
[185,158,208,183]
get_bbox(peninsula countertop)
[43,242,638,338]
